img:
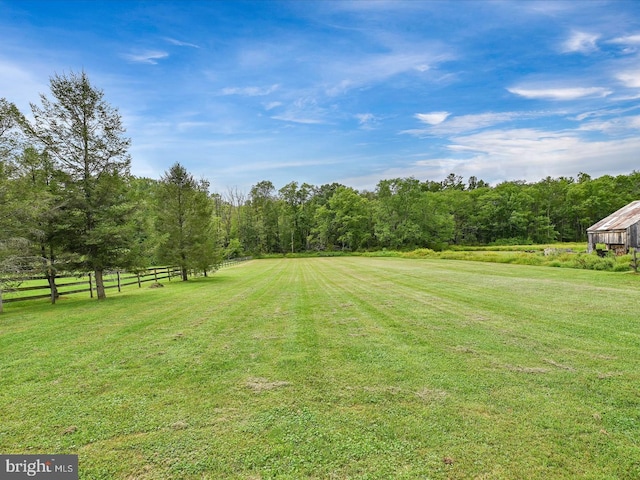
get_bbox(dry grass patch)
[415,388,448,401]
[244,377,291,393]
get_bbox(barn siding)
[630,223,639,250]
[590,230,626,246]
[587,201,640,254]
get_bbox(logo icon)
[1,455,78,479]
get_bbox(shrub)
[403,249,436,258]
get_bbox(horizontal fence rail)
[0,257,252,308]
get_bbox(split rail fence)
[0,257,252,309]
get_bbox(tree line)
[2,72,639,298]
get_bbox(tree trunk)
[95,269,106,299]
[48,272,58,304]
[181,266,188,281]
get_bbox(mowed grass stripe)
[1,257,639,479]
[310,258,640,478]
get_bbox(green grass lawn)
[1,258,639,479]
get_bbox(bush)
[489,237,533,246]
[403,249,436,258]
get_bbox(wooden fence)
[0,257,252,309]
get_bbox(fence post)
[50,276,56,305]
[117,271,121,292]
[48,267,57,305]
[167,266,171,281]
[630,248,638,273]
[154,268,158,282]
[0,288,3,314]
[89,273,93,298]
[137,272,141,288]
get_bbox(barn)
[587,200,640,255]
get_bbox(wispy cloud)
[270,114,327,125]
[415,112,450,125]
[562,31,600,54]
[401,129,640,186]
[356,113,374,124]
[165,37,200,48]
[355,113,379,129]
[263,101,282,111]
[403,112,537,137]
[609,34,640,45]
[447,128,579,156]
[616,70,640,88]
[122,50,169,64]
[7,0,639,192]
[578,115,640,133]
[606,33,640,54]
[218,157,341,174]
[220,84,279,96]
[323,49,451,96]
[270,96,330,125]
[453,130,640,180]
[508,86,612,100]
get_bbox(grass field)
[1,257,639,479]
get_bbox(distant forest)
[2,73,640,291]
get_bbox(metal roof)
[587,200,640,232]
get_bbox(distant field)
[1,258,639,479]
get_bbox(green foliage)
[155,163,220,280]
[399,245,638,272]
[23,72,135,298]
[373,178,454,250]
[224,238,244,259]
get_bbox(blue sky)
[2,0,640,192]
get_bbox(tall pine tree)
[155,162,219,280]
[26,71,135,299]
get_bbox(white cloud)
[442,128,640,181]
[322,49,451,96]
[220,84,279,96]
[616,70,640,88]
[508,86,612,100]
[360,129,640,188]
[271,114,327,125]
[562,31,600,54]
[165,37,200,48]
[415,111,450,125]
[122,51,169,64]
[448,128,579,156]
[264,101,282,111]
[606,34,640,54]
[578,115,640,133]
[270,96,331,125]
[609,34,640,45]
[403,111,538,137]
[439,112,529,133]
[355,113,379,129]
[356,113,374,124]
[347,132,640,189]
[573,105,640,121]
[217,157,341,174]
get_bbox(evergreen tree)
[26,71,134,299]
[155,162,219,280]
